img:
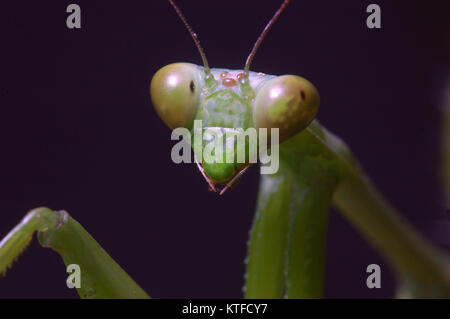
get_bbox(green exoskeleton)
[151,64,319,193]
[0,0,449,299]
[151,0,319,194]
[151,0,450,298]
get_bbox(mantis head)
[150,0,319,194]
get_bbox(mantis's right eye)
[253,75,320,143]
[150,63,201,129]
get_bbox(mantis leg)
[245,128,340,298]
[244,166,292,298]
[285,156,339,298]
[246,119,450,298]
[0,207,150,299]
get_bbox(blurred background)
[0,0,449,298]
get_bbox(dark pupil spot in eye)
[300,89,306,101]
[189,80,195,93]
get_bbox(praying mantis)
[1,0,450,299]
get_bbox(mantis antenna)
[244,0,291,74]
[168,0,211,73]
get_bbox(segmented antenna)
[168,0,210,73]
[244,0,291,74]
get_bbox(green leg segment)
[0,207,150,299]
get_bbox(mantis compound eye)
[150,63,201,129]
[253,75,320,143]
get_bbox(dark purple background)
[0,0,449,298]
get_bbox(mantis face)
[149,0,319,193]
[150,63,319,193]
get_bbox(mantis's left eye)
[150,63,201,129]
[253,75,320,143]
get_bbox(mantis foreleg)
[0,207,150,299]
